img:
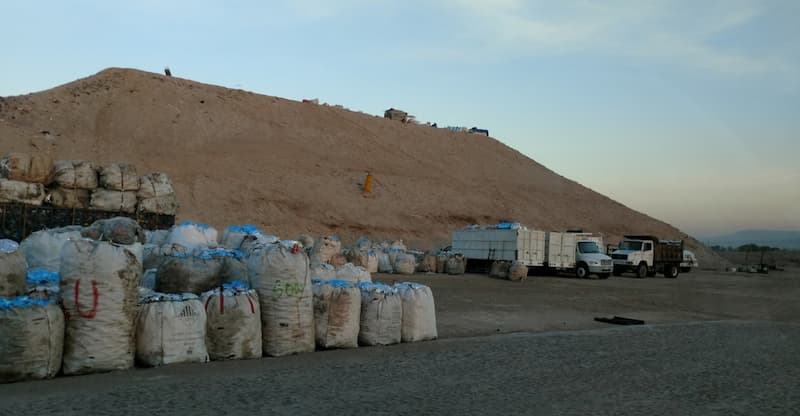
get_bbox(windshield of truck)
[577,242,600,254]
[619,241,643,251]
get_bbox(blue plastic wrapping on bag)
[226,224,261,235]
[178,221,210,230]
[0,296,52,309]
[0,239,20,254]
[313,279,352,288]
[26,270,60,285]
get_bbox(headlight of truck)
[588,260,600,265]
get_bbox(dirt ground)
[2,268,799,414]
[374,267,800,338]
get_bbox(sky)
[2,0,798,237]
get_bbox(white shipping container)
[545,232,576,269]
[451,229,545,266]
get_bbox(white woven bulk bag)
[145,229,170,246]
[0,239,26,297]
[53,160,97,189]
[0,298,64,383]
[247,241,314,357]
[312,280,360,349]
[377,250,392,273]
[201,283,262,361]
[0,152,53,184]
[490,261,510,279]
[136,293,209,367]
[509,261,528,281]
[396,283,438,342]
[167,222,219,252]
[155,249,229,294]
[220,224,262,250]
[98,163,139,191]
[310,263,337,281]
[0,179,46,205]
[335,263,372,283]
[136,172,174,199]
[446,254,467,275]
[239,233,280,255]
[357,282,402,346]
[21,226,83,272]
[309,235,342,266]
[60,239,141,375]
[45,187,90,209]
[89,189,137,213]
[393,253,416,275]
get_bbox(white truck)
[451,226,613,278]
[610,235,683,278]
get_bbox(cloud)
[435,0,793,76]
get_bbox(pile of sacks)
[343,238,467,276]
[312,280,437,349]
[0,220,440,384]
[489,260,529,281]
[0,152,177,215]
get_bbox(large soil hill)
[0,68,721,265]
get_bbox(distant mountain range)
[702,230,800,249]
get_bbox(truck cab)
[575,240,613,279]
[611,235,682,278]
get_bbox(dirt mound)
[0,67,720,265]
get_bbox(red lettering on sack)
[247,295,255,314]
[74,279,99,319]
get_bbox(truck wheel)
[665,264,679,278]
[613,267,622,276]
[636,263,648,278]
[597,273,610,279]
[576,263,589,279]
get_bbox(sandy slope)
[0,68,718,263]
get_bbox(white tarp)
[0,300,64,383]
[312,281,360,349]
[60,239,141,375]
[136,294,209,367]
[396,283,438,342]
[247,242,314,357]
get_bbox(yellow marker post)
[363,172,374,195]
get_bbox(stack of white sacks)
[0,152,177,215]
[0,221,438,384]
[339,237,466,276]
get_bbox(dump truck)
[610,235,683,278]
[451,225,613,278]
